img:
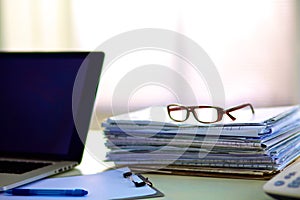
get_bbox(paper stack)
[102,105,300,178]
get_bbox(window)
[0,0,299,129]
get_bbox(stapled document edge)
[111,174,164,200]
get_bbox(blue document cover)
[102,105,300,178]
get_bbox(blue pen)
[5,188,88,196]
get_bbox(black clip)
[144,177,153,187]
[123,171,152,188]
[123,172,132,178]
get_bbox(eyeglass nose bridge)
[189,107,213,123]
[190,107,227,123]
[190,109,202,122]
[183,107,192,120]
[186,107,194,112]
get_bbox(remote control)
[263,162,300,200]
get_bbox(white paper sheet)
[106,106,297,126]
[0,167,158,200]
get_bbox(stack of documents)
[102,105,300,178]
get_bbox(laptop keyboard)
[0,160,52,174]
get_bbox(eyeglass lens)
[168,106,188,122]
[168,105,220,123]
[193,107,219,123]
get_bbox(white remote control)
[263,162,300,200]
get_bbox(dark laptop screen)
[0,52,103,160]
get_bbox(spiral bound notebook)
[0,167,164,200]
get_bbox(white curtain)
[0,0,74,50]
[1,0,299,129]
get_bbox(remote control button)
[293,179,300,184]
[289,172,296,176]
[274,180,285,186]
[288,183,300,188]
[284,175,291,179]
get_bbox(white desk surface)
[58,153,273,200]
[56,130,274,200]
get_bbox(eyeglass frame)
[167,103,255,124]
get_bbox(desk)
[146,174,272,200]
[59,153,273,200]
[57,131,274,200]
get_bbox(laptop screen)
[0,52,104,161]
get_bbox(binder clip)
[123,171,153,188]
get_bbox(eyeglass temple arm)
[168,107,182,112]
[224,103,255,121]
[168,105,187,112]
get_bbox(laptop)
[0,51,104,191]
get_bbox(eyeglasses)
[167,103,254,124]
